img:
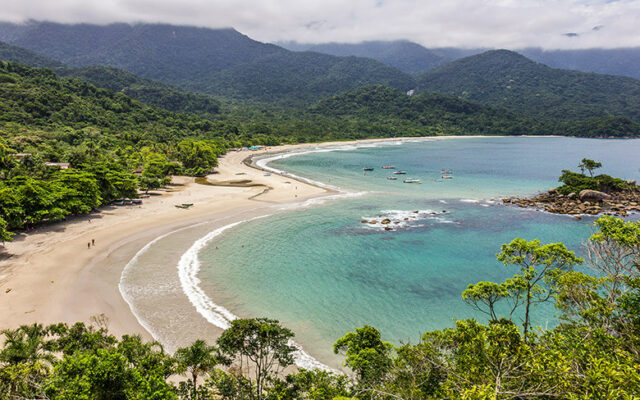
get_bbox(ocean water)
[120,137,640,369]
[195,137,640,366]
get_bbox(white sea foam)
[460,199,480,203]
[176,216,336,371]
[121,143,384,372]
[119,221,215,344]
[362,209,454,231]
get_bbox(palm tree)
[0,324,55,397]
[0,324,54,366]
[175,339,229,399]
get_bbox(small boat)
[393,170,407,175]
[441,169,453,174]
[175,203,194,209]
[381,166,396,169]
[403,179,422,184]
[363,167,374,171]
[387,176,398,180]
[442,175,453,179]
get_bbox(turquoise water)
[198,137,640,365]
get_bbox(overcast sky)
[1,0,639,49]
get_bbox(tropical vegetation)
[2,216,639,399]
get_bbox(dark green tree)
[217,318,295,400]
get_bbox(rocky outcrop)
[579,190,612,202]
[503,186,640,217]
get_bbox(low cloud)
[1,0,639,49]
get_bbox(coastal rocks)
[579,190,612,202]
[361,209,453,232]
[503,185,640,217]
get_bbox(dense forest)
[2,57,640,242]
[0,60,273,242]
[1,216,639,399]
[418,50,640,121]
[0,22,415,106]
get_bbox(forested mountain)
[0,40,223,116]
[417,50,640,121]
[310,85,640,138]
[56,66,222,116]
[520,47,640,80]
[0,40,63,68]
[281,40,640,80]
[190,51,415,105]
[0,21,415,105]
[278,40,448,74]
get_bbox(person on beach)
[92,239,95,246]
[87,242,91,249]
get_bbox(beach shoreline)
[0,136,448,342]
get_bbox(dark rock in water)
[361,219,369,223]
[579,189,612,202]
[573,215,582,220]
[404,217,409,221]
[413,210,419,213]
[381,218,391,224]
[384,226,393,231]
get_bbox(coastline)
[0,136,445,343]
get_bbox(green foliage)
[578,158,602,177]
[333,325,393,385]
[0,40,63,68]
[175,339,228,400]
[418,49,640,123]
[496,238,582,339]
[218,318,295,400]
[557,160,629,194]
[1,219,640,399]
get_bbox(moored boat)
[387,176,398,180]
[393,170,407,174]
[363,167,375,171]
[403,178,421,184]
[381,166,396,169]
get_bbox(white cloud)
[1,0,639,49]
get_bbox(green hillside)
[195,52,416,105]
[279,40,447,74]
[0,21,415,105]
[56,66,222,116]
[0,40,63,68]
[309,85,640,138]
[418,50,640,121]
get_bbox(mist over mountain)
[0,21,415,105]
[280,40,640,80]
[277,40,450,74]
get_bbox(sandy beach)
[0,142,333,338]
[1,137,430,343]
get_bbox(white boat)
[403,179,422,184]
[393,170,407,175]
[387,176,398,180]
